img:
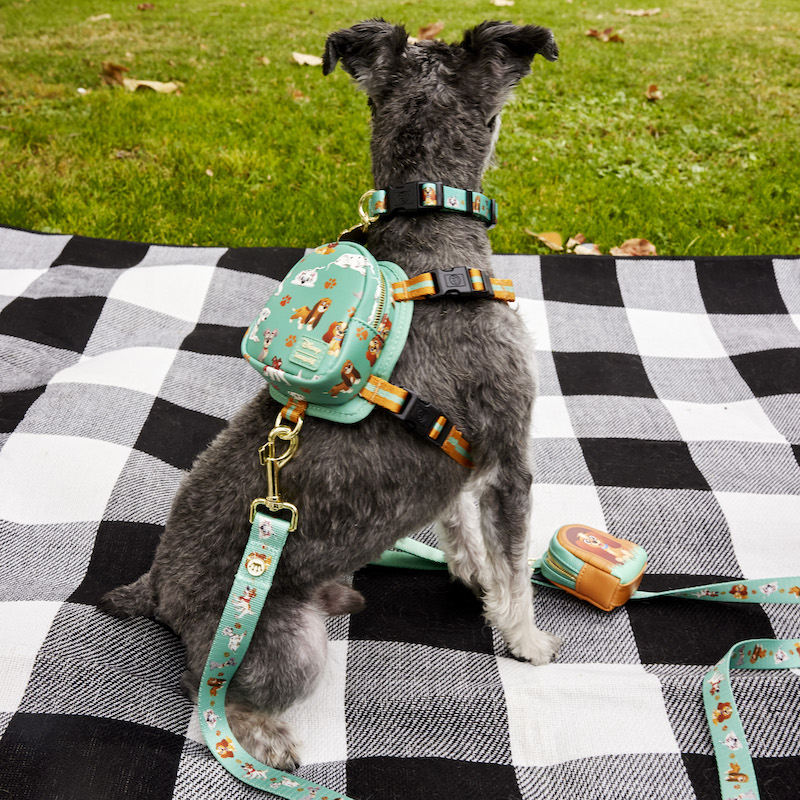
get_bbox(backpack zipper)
[545,554,577,581]
[373,271,387,329]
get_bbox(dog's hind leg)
[473,464,561,665]
[225,702,301,770]
[185,595,327,769]
[436,490,489,596]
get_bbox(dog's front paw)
[511,629,562,666]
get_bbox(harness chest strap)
[280,381,474,469]
[279,267,516,468]
[391,267,515,302]
[359,376,474,468]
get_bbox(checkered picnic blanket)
[0,224,798,800]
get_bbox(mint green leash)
[197,508,353,799]
[379,536,800,605]
[376,535,800,800]
[703,638,800,799]
[198,415,355,799]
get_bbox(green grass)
[1,0,798,254]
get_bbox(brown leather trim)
[567,563,647,612]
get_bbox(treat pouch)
[538,524,648,611]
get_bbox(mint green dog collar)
[368,181,497,227]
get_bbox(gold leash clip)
[249,414,304,530]
[338,189,379,241]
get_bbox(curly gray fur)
[101,19,560,769]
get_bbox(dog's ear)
[322,19,409,96]
[461,21,558,114]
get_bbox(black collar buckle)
[385,182,444,216]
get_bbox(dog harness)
[242,240,515,469]
[202,186,517,797]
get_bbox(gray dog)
[101,19,560,769]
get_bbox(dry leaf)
[137,3,155,9]
[291,89,309,102]
[490,0,515,6]
[255,56,270,66]
[205,169,214,177]
[418,21,445,40]
[87,13,112,22]
[291,51,323,67]
[101,62,130,86]
[525,230,564,251]
[610,238,657,256]
[122,78,182,93]
[565,233,587,250]
[574,242,603,255]
[645,83,663,101]
[586,27,625,43]
[616,7,661,16]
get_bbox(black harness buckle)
[429,266,495,300]
[393,391,454,446]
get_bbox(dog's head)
[323,19,558,186]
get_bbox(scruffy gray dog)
[102,19,559,769]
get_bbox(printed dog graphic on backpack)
[290,298,332,331]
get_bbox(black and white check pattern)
[1,225,798,800]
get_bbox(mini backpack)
[241,241,413,424]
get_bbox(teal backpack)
[241,241,413,424]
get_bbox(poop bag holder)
[536,524,647,611]
[242,241,413,423]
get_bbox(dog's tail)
[313,581,366,616]
[99,572,157,619]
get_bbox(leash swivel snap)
[338,188,379,241]
[249,416,303,529]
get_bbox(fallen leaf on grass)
[87,13,112,22]
[616,7,661,15]
[645,83,663,101]
[525,230,564,251]
[565,233,586,250]
[101,62,130,86]
[291,89,309,102]
[122,78,182,93]
[586,27,625,43]
[565,233,603,255]
[255,56,270,66]
[418,21,445,40]
[291,51,323,66]
[610,238,657,256]
[137,3,155,9]
[490,0,515,6]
